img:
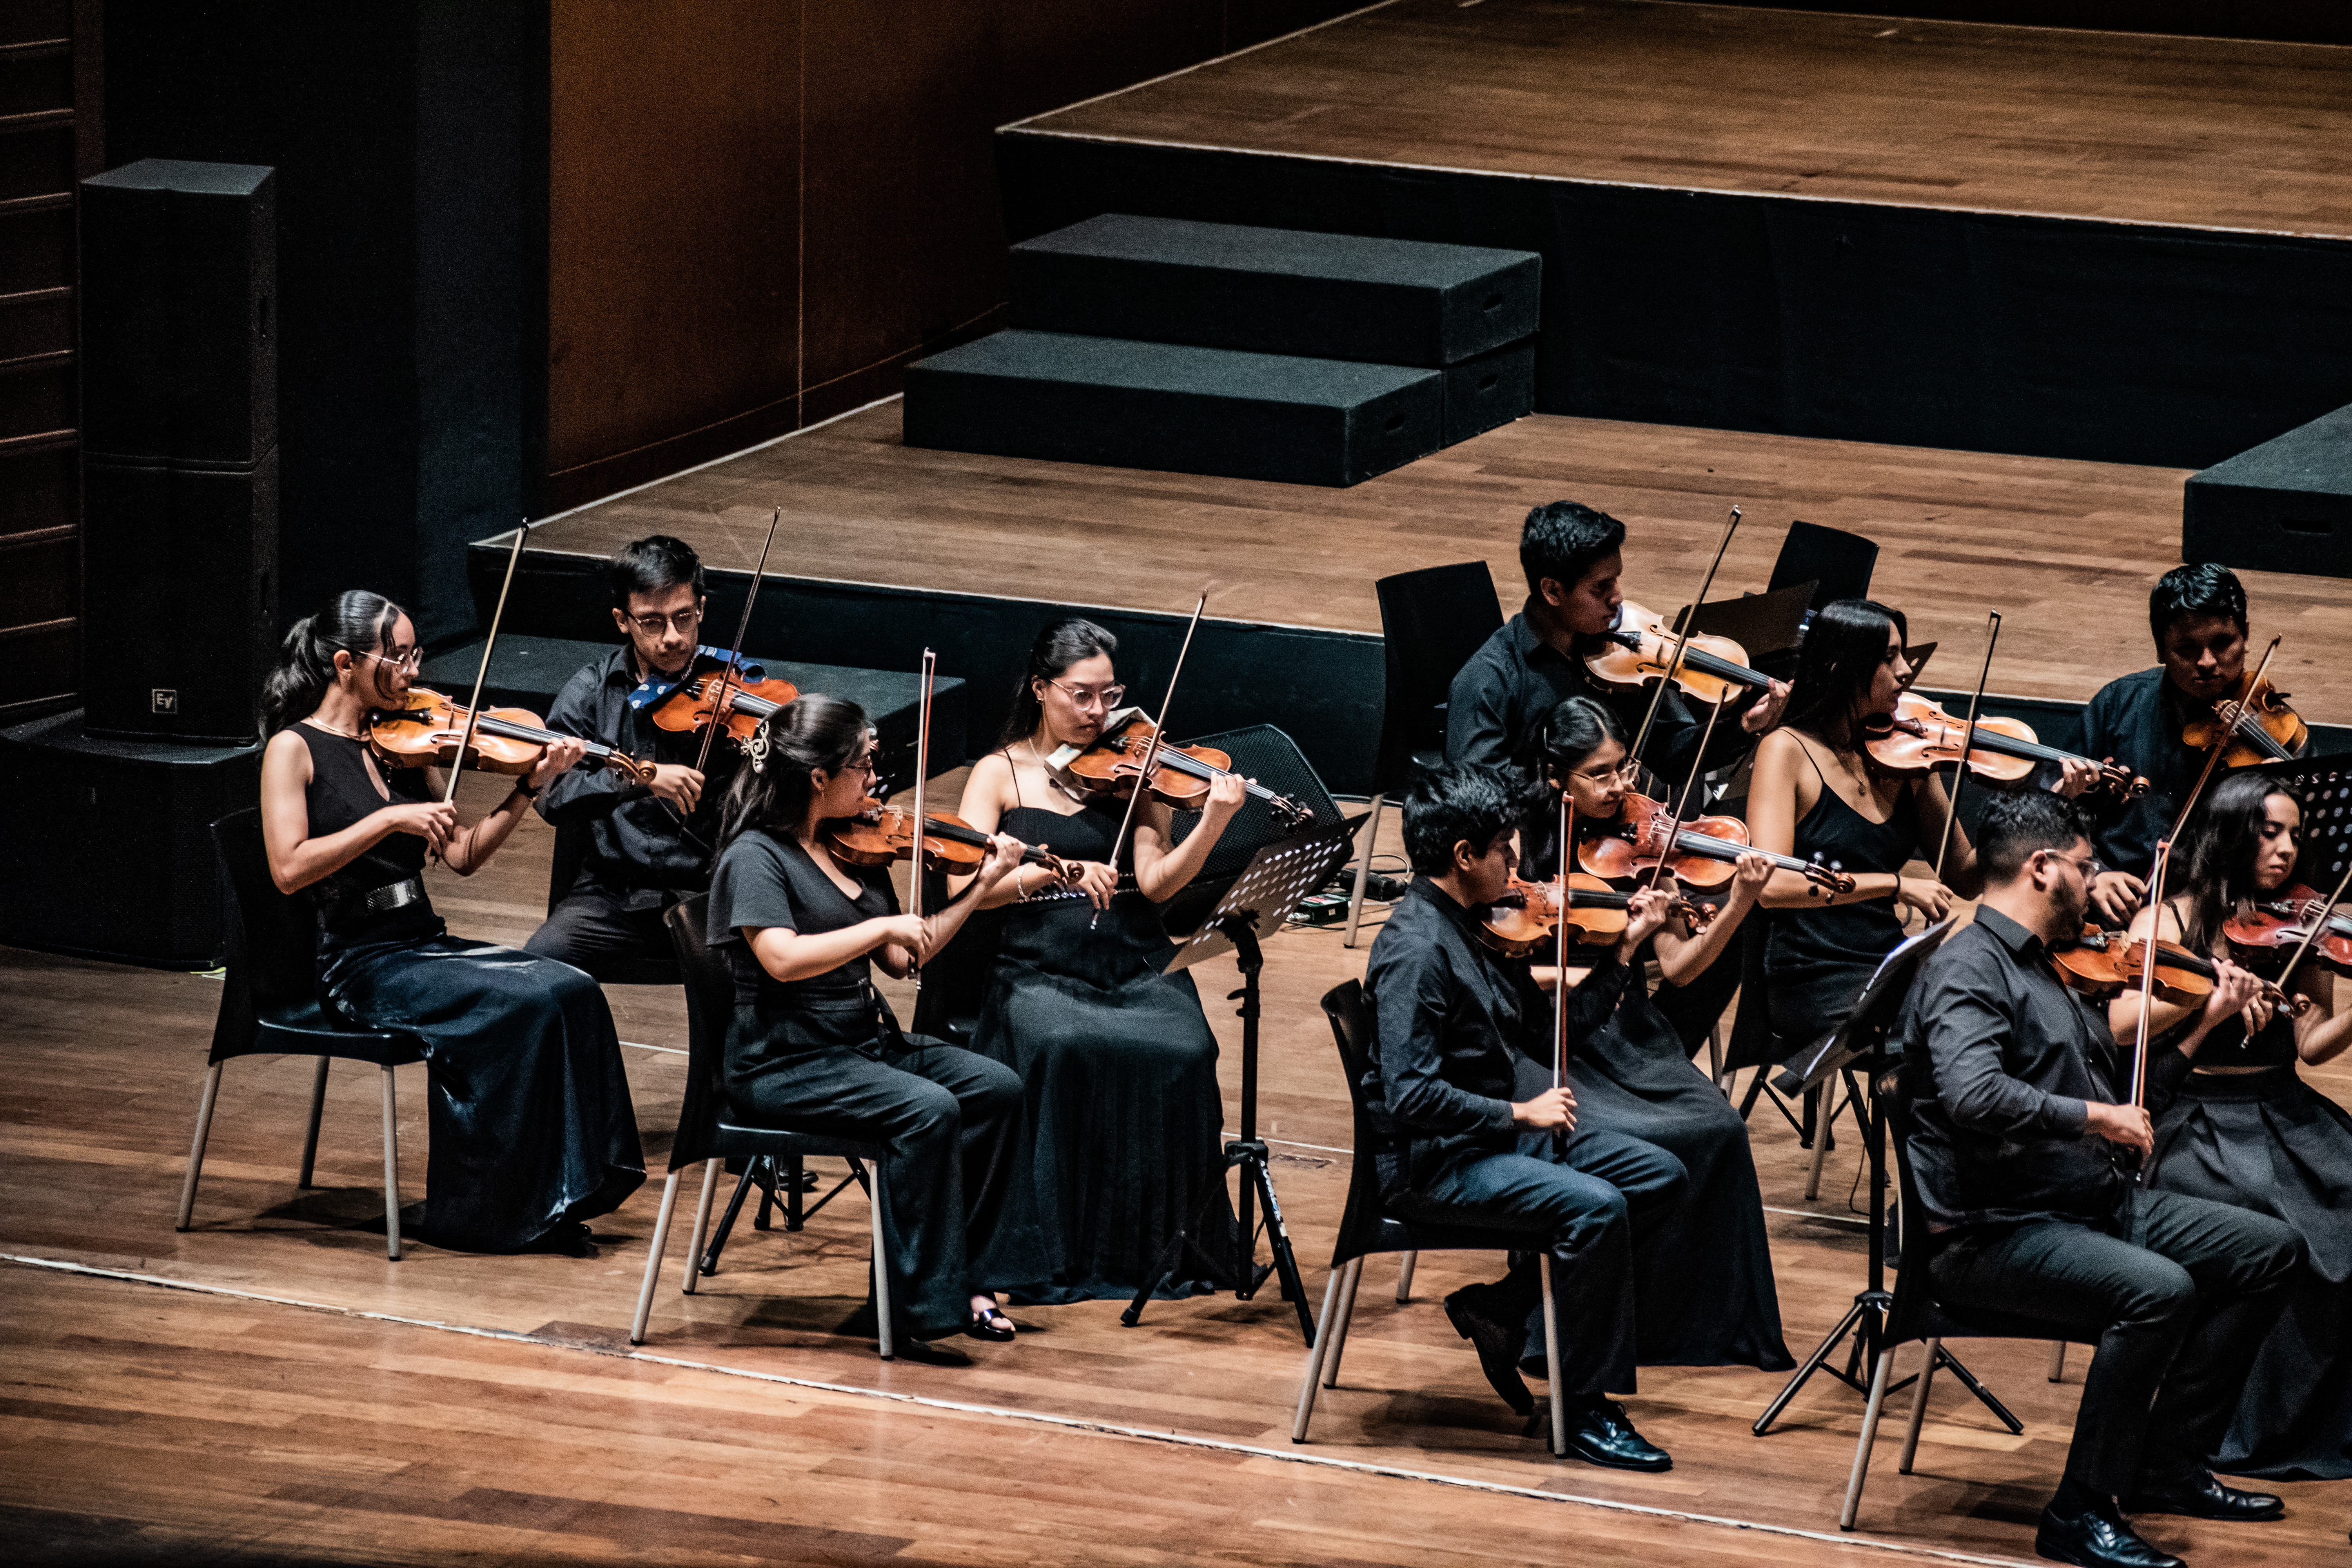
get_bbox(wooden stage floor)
[1016,0,2352,239]
[521,399,2351,723]
[4,772,2348,1564]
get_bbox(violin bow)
[690,507,783,780]
[1931,610,2001,888]
[1644,686,1732,895]
[907,648,936,995]
[1093,591,1209,931]
[437,517,532,814]
[1628,504,1740,767]
[1554,795,1576,1113]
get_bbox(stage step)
[903,328,1443,487]
[2184,402,2352,581]
[1008,214,1539,368]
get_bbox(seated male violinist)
[524,534,759,979]
[2079,563,2306,927]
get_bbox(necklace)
[305,715,364,741]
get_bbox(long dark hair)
[719,694,874,849]
[258,590,407,735]
[1539,694,1626,776]
[2176,769,2299,955]
[1779,597,1908,750]
[1000,617,1118,746]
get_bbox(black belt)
[323,875,428,927]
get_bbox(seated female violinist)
[950,618,1248,1303]
[2109,771,2351,1481]
[1531,695,1792,1371]
[257,590,644,1256]
[708,695,1046,1362]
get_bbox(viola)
[2225,884,2352,978]
[646,654,803,749]
[1864,691,2145,798]
[1577,791,1855,897]
[1583,599,1772,709]
[367,688,653,784]
[2180,670,2308,767]
[1059,716,1312,826]
[2053,925,2131,999]
[824,803,1071,880]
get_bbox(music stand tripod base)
[1121,818,1360,1344]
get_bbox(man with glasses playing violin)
[524,534,756,980]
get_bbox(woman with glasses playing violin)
[524,535,757,981]
[1535,696,1793,1371]
[2109,771,2351,1481]
[948,618,1249,1303]
[256,590,644,1256]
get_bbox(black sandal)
[965,1306,1016,1343]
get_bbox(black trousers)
[1929,1188,2302,1494]
[730,1034,1038,1342]
[525,887,676,981]
[1392,1054,1689,1396]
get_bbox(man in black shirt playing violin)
[523,535,751,980]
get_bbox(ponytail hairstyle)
[1000,616,1119,747]
[2176,769,2298,955]
[719,694,875,849]
[258,589,408,735]
[1779,597,1908,750]
[1539,694,1628,777]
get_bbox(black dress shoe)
[886,1337,971,1367]
[1444,1283,1533,1416]
[2034,1503,2183,1568]
[1556,1398,1671,1472]
[2124,1471,2284,1522]
[964,1307,1016,1343]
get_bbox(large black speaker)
[82,450,279,743]
[79,159,277,467]
[0,710,262,969]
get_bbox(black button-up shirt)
[538,646,744,910]
[1365,877,1632,1194]
[1902,905,2151,1234]
[1446,611,1753,874]
[2078,667,2210,882]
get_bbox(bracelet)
[514,779,542,800]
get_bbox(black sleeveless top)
[1765,739,1919,1000]
[293,724,441,948]
[2161,903,2300,1071]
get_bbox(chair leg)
[681,1159,721,1295]
[176,1062,224,1232]
[1394,1250,1417,1304]
[297,1056,330,1189]
[1292,1265,1354,1442]
[1840,1341,1901,1529]
[379,1065,401,1261]
[1320,1257,1365,1388]
[2047,1341,2067,1382]
[629,1168,684,1345]
[1804,1085,1837,1201]
[1708,1023,1726,1094]
[1900,1337,1940,1474]
[865,1159,893,1360]
[1342,795,1383,949]
[1539,1253,1566,1457]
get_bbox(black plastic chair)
[544,820,683,987]
[1838,1062,2100,1529]
[179,808,425,1261]
[628,893,896,1357]
[1347,563,1506,945]
[1292,980,1568,1454]
[1769,520,1879,613]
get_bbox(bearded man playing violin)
[524,534,755,981]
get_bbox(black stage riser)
[997,132,2352,474]
[463,546,2351,802]
[2185,402,2352,580]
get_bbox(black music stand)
[1122,817,1361,1342]
[2270,750,2352,885]
[1751,916,2021,1439]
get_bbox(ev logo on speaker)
[151,689,178,715]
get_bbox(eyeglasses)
[359,648,423,675]
[2042,850,2104,881]
[1044,678,1124,710]
[627,607,702,636]
[1570,760,1640,786]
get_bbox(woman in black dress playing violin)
[256,590,644,1256]
[951,619,1249,1302]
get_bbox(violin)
[823,802,1071,880]
[1059,716,1313,826]
[1864,691,2145,798]
[2180,670,2308,767]
[367,688,653,784]
[646,653,803,749]
[2225,885,2352,978]
[1583,599,1773,708]
[1480,873,1710,958]
[1577,791,1856,897]
[2072,929,2305,1014]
